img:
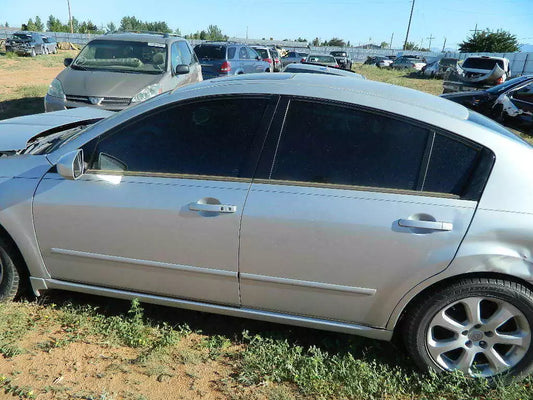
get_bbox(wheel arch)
[390,271,533,336]
[0,223,31,291]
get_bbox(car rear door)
[33,95,277,306]
[238,97,492,327]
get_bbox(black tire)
[403,278,533,380]
[0,237,23,302]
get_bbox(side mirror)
[64,57,73,67]
[256,56,261,61]
[175,64,190,75]
[57,149,84,180]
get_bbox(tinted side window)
[513,83,533,103]
[227,47,236,59]
[423,134,479,196]
[270,100,429,190]
[177,41,193,65]
[89,98,269,178]
[239,47,248,59]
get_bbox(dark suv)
[330,51,352,70]
[194,42,271,79]
[5,32,45,56]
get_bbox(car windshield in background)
[440,58,457,67]
[254,49,268,58]
[462,58,504,70]
[308,55,335,63]
[298,52,308,57]
[72,40,167,74]
[194,45,226,60]
[13,33,31,41]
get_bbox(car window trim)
[255,95,493,201]
[84,94,281,181]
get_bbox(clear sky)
[2,0,532,50]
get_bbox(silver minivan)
[3,74,533,380]
[44,32,202,112]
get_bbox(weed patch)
[238,332,533,400]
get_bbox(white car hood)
[0,108,113,152]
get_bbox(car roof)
[95,32,184,44]
[284,63,364,78]
[171,73,468,121]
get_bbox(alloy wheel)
[427,296,531,377]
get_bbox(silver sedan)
[1,73,533,379]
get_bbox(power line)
[427,33,435,49]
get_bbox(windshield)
[440,58,457,67]
[13,33,31,41]
[72,40,167,74]
[254,48,269,58]
[462,58,504,70]
[486,76,532,94]
[307,55,335,63]
[194,45,226,60]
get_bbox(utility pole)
[442,37,447,52]
[403,0,415,50]
[470,24,479,36]
[67,0,73,33]
[427,34,435,50]
[389,32,394,50]
[246,26,248,40]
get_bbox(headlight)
[131,84,162,103]
[47,79,65,100]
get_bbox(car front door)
[33,95,276,306]
[247,47,264,73]
[239,98,491,327]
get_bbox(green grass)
[237,332,533,400]
[1,299,533,399]
[353,64,444,95]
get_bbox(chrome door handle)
[398,219,453,231]
[189,202,237,213]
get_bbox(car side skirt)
[30,277,393,341]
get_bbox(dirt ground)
[0,58,62,98]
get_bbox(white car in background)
[377,58,394,68]
[392,56,426,71]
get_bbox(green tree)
[47,15,67,32]
[34,16,44,31]
[459,29,519,53]
[312,37,320,46]
[106,22,116,32]
[119,16,171,33]
[25,18,37,31]
[295,37,307,43]
[206,25,226,41]
[174,28,182,36]
[4,22,9,28]
[380,41,389,49]
[327,37,346,47]
[404,41,417,50]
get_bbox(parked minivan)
[44,32,202,112]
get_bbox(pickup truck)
[442,56,510,93]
